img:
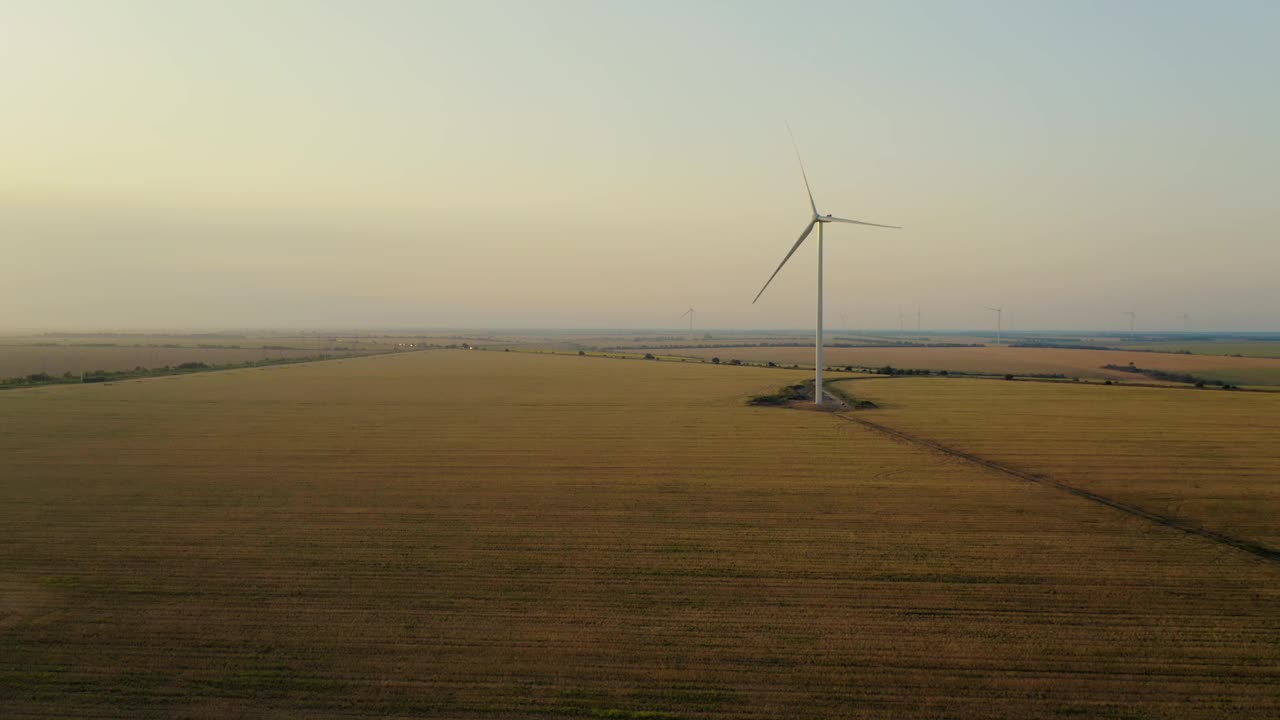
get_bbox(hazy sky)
[3,0,1277,331]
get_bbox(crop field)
[0,344,367,379]
[0,332,401,350]
[840,376,1280,550]
[647,344,1280,386]
[2,351,1278,718]
[0,331,472,379]
[463,332,815,352]
[1119,341,1280,359]
[557,333,992,352]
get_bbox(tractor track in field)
[835,412,1280,565]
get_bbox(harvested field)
[1,351,1277,718]
[842,376,1280,550]
[1106,341,1280,359]
[0,344,365,379]
[650,344,1280,385]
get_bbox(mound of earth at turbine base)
[748,381,878,411]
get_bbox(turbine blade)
[679,309,692,318]
[785,122,818,216]
[824,216,901,229]
[752,220,816,304]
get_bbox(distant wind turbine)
[914,305,922,332]
[1123,310,1136,337]
[752,125,901,406]
[679,306,695,336]
[1179,313,1190,332]
[985,306,1003,345]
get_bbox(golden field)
[838,376,1280,549]
[0,332,474,379]
[1120,340,1280,359]
[0,344,366,379]
[1,351,1277,718]
[650,344,1280,386]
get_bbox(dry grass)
[1,351,1277,718]
[655,344,1280,385]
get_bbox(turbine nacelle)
[816,212,898,228]
[751,128,902,305]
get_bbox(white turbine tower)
[1179,313,1190,332]
[680,306,695,336]
[985,306,1003,345]
[752,126,901,406]
[1124,310,1136,337]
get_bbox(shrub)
[749,383,809,406]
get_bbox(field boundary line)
[833,412,1280,565]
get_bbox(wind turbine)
[752,126,901,406]
[898,305,907,335]
[985,306,1003,345]
[914,305,922,332]
[679,306,695,336]
[1123,310,1136,337]
[1179,313,1190,332]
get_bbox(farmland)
[1118,340,1280,359]
[0,344,367,379]
[0,332,462,379]
[2,350,1277,718]
[643,344,1280,386]
[838,376,1280,550]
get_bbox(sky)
[2,0,1278,332]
